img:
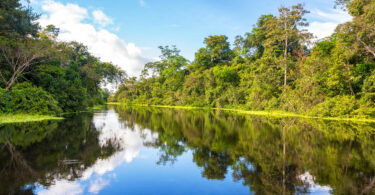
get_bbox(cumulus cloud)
[92,10,113,27]
[307,9,352,40]
[38,0,149,76]
[38,180,83,195]
[88,178,110,194]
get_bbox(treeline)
[112,0,375,118]
[0,0,125,115]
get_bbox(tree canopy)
[112,1,375,118]
[0,0,125,114]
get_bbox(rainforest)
[1,0,375,194]
[111,1,375,120]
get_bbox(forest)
[0,0,125,116]
[112,0,375,118]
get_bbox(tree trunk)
[284,21,288,88]
[284,36,288,88]
[345,63,355,96]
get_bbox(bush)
[0,88,12,113]
[309,95,359,117]
[1,82,62,115]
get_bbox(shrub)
[0,87,12,113]
[3,82,62,115]
[309,95,359,117]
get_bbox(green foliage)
[112,2,375,119]
[309,95,359,117]
[213,66,239,85]
[0,0,40,37]
[0,0,125,115]
[1,82,61,115]
[193,35,233,69]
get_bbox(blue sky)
[29,0,351,76]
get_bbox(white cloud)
[92,10,113,27]
[88,178,110,194]
[38,180,83,195]
[307,9,352,40]
[38,0,150,76]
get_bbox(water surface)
[1,105,375,194]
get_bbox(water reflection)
[1,106,375,194]
[113,105,375,194]
[0,112,122,195]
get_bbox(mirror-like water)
[1,105,375,194]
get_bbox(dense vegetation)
[112,0,375,118]
[0,0,125,115]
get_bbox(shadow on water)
[1,105,375,194]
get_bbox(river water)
[1,105,375,194]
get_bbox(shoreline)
[0,105,106,124]
[107,102,375,123]
[0,114,64,124]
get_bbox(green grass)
[90,104,106,110]
[107,102,375,123]
[0,114,64,124]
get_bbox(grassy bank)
[107,102,375,123]
[0,114,63,124]
[0,104,107,124]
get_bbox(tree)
[235,14,274,59]
[338,0,375,59]
[0,0,40,37]
[194,35,233,69]
[263,4,311,88]
[0,37,50,89]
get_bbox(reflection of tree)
[0,113,121,195]
[113,105,375,194]
[193,148,233,180]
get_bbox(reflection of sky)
[35,110,157,195]
[34,109,333,195]
[299,172,332,195]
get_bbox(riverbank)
[0,104,108,125]
[107,102,375,123]
[0,114,64,124]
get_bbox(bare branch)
[358,37,375,58]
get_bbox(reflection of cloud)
[299,172,332,193]
[37,109,157,195]
[88,178,110,194]
[38,180,83,195]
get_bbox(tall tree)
[264,4,311,88]
[0,37,50,89]
[337,0,375,59]
[194,35,233,69]
[0,0,40,37]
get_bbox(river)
[1,105,375,194]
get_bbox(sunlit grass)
[0,114,64,124]
[90,105,106,110]
[107,102,375,123]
